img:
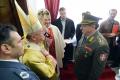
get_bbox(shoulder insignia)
[98,37,105,45]
[20,71,29,79]
[88,36,94,43]
[98,37,102,43]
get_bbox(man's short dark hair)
[0,24,17,45]
[109,9,117,13]
[59,7,66,11]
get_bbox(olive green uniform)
[74,31,109,80]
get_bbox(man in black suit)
[52,7,75,68]
[0,24,40,80]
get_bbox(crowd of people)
[0,1,120,80]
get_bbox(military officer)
[74,14,109,80]
[0,24,40,80]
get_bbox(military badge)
[100,53,108,61]
[88,36,94,43]
[27,45,30,48]
[98,38,102,43]
[84,45,93,58]
[84,45,93,52]
[20,71,29,79]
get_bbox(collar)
[85,30,97,39]
[108,18,115,23]
[47,24,52,28]
[60,18,66,21]
[0,61,29,70]
[0,59,19,62]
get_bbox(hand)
[41,48,49,56]
[64,38,72,44]
[103,33,116,38]
[45,37,52,47]
[48,55,57,65]
[108,33,116,37]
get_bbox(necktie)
[82,36,87,44]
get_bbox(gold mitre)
[28,7,42,34]
[14,0,42,35]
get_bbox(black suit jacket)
[52,17,75,39]
[76,23,82,44]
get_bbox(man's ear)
[0,44,12,54]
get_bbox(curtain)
[44,0,60,22]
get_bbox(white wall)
[27,0,120,26]
[27,0,45,14]
[59,0,120,26]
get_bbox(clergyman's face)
[28,29,45,44]
[34,29,45,42]
[10,31,24,58]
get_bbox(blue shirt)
[0,61,40,80]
